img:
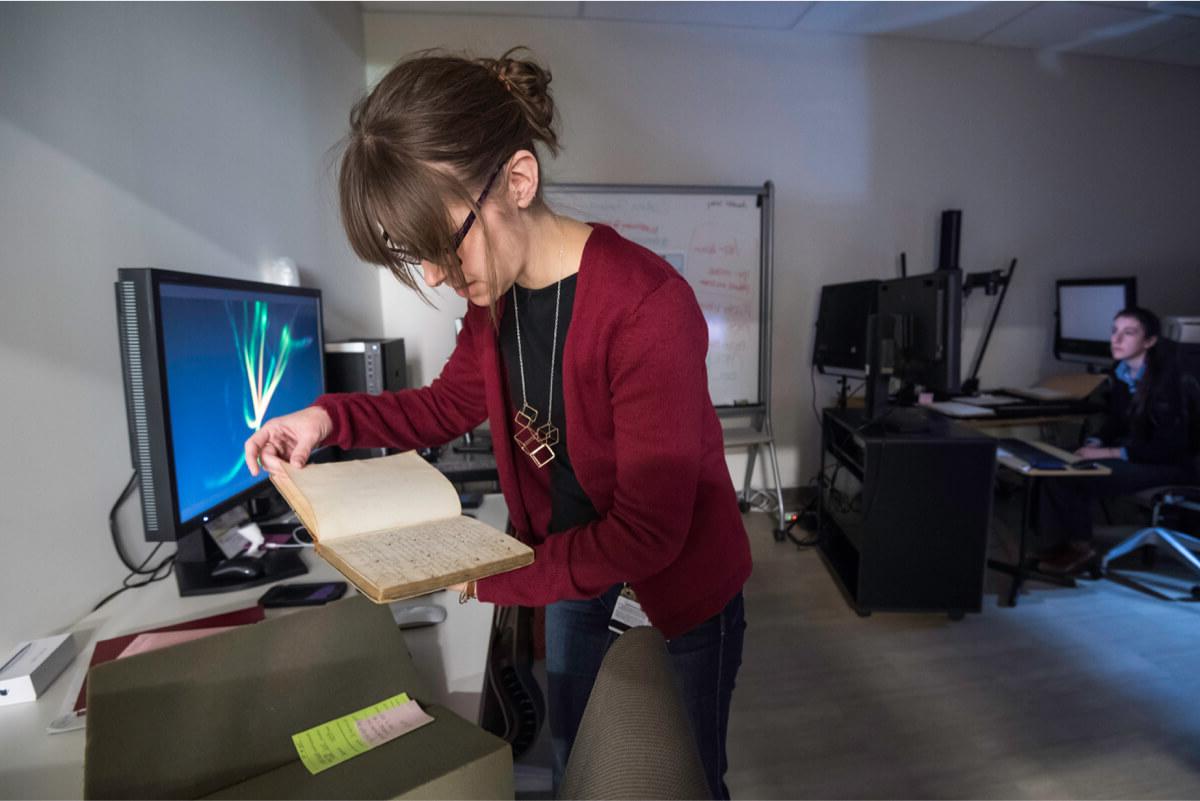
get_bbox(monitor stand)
[856,405,934,435]
[173,528,307,597]
[878,406,934,434]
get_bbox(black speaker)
[324,339,407,395]
[938,209,962,271]
[323,339,407,460]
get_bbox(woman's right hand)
[244,405,333,477]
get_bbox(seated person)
[1037,307,1197,574]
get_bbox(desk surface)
[962,413,1089,430]
[0,494,507,800]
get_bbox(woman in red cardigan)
[244,48,751,799]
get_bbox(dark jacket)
[1095,359,1195,467]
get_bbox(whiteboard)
[545,185,770,408]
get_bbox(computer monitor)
[865,271,963,419]
[813,280,880,377]
[1054,277,1137,366]
[115,268,325,595]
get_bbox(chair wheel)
[738,500,751,513]
[948,610,965,622]
[855,608,872,618]
[1191,586,1200,601]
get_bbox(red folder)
[73,606,265,715]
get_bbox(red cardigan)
[314,224,752,638]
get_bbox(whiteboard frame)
[545,181,775,417]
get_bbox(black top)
[1095,360,1197,467]
[499,275,600,534]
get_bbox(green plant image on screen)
[205,300,315,489]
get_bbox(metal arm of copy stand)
[959,258,1018,397]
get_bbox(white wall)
[0,3,377,646]
[364,11,1200,494]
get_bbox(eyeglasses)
[382,163,504,265]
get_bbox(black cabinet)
[818,408,997,618]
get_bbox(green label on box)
[291,692,418,775]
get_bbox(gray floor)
[728,509,1200,799]
[513,500,1200,799]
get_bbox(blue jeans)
[545,585,746,800]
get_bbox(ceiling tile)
[581,1,812,29]
[363,1,583,18]
[1148,1,1200,18]
[981,2,1157,50]
[360,0,1200,69]
[1090,1,1155,9]
[1139,28,1200,63]
[1075,13,1200,56]
[795,1,1037,42]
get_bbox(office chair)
[1102,489,1200,599]
[558,626,712,800]
[1101,364,1200,600]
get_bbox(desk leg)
[1008,478,1034,606]
[986,476,1034,607]
[988,475,1078,606]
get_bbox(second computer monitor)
[876,270,962,396]
[814,279,880,376]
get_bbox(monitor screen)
[1055,278,1137,364]
[1060,285,1128,341]
[158,281,324,525]
[813,280,879,376]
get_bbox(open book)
[270,452,533,603]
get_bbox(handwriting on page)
[333,516,527,588]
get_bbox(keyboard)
[950,393,1023,407]
[928,401,996,418]
[1003,386,1073,402]
[995,438,1070,470]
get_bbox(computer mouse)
[391,603,447,630]
[211,555,265,580]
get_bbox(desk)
[986,440,1111,606]
[0,495,506,800]
[951,402,1096,455]
[964,413,1089,431]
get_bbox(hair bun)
[482,47,558,154]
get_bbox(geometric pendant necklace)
[511,234,564,469]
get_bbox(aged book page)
[319,516,535,602]
[273,451,461,542]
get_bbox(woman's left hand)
[1075,445,1121,460]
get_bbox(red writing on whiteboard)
[699,279,750,293]
[692,243,739,257]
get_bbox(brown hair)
[337,47,559,303]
